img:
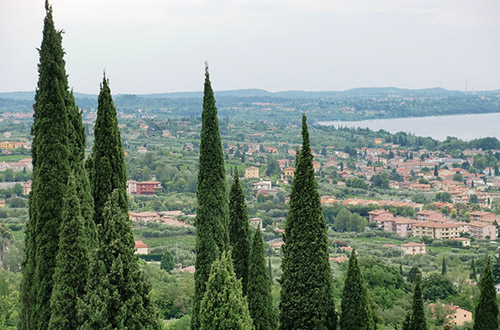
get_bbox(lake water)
[318,112,500,141]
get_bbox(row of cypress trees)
[20,2,158,329]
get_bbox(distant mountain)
[2,87,495,102]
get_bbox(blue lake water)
[318,112,500,141]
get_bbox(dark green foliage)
[268,255,273,285]
[21,2,72,328]
[192,64,229,330]
[89,74,128,227]
[160,250,175,272]
[491,257,500,284]
[229,171,250,295]
[339,250,374,330]
[199,252,254,330]
[441,257,447,275]
[279,114,336,330]
[67,90,96,247]
[79,191,159,329]
[471,258,478,281]
[402,312,411,330]
[421,273,456,301]
[473,257,499,330]
[409,275,427,330]
[407,266,421,283]
[247,228,276,330]
[48,173,89,330]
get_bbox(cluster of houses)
[369,209,497,241]
[0,158,32,172]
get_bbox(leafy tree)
[435,192,452,203]
[199,252,254,330]
[339,250,374,330]
[469,194,479,204]
[89,74,128,227]
[192,64,229,330]
[247,228,276,330]
[421,273,456,301]
[333,208,351,232]
[48,173,89,330]
[441,257,447,275]
[279,115,336,330]
[409,275,427,330]
[79,191,159,329]
[402,312,411,330]
[473,257,498,330]
[265,158,280,177]
[228,171,250,295]
[21,2,72,328]
[160,250,175,272]
[491,257,500,284]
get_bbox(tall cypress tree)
[48,173,89,330]
[470,258,477,281]
[66,90,96,246]
[279,114,336,330]
[339,249,374,330]
[199,252,254,330]
[473,257,498,330]
[21,2,71,328]
[409,275,427,330]
[192,64,229,330]
[89,74,128,226]
[79,191,159,329]
[247,228,276,330]
[229,170,250,295]
[441,257,447,275]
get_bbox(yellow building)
[412,221,466,240]
[244,166,259,179]
[0,142,15,149]
[284,167,295,177]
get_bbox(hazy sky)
[1,0,499,94]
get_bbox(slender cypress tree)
[247,228,276,330]
[279,114,336,330]
[339,249,374,330]
[409,275,427,330]
[229,170,250,295]
[48,173,89,330]
[67,90,96,246]
[79,191,159,329]
[470,258,477,281]
[21,2,71,328]
[192,64,229,330]
[268,253,273,285]
[199,252,254,330]
[473,257,498,330]
[89,74,128,227]
[441,257,447,275]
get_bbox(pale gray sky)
[1,0,499,94]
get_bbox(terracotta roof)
[402,242,425,247]
[134,240,148,249]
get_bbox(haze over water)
[319,112,500,141]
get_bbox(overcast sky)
[1,0,499,94]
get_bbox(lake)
[318,112,500,141]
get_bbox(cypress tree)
[48,173,89,330]
[279,114,336,330]
[409,275,427,330]
[192,64,229,330]
[339,249,374,330]
[441,257,447,275]
[199,252,254,330]
[229,170,250,295]
[79,191,159,329]
[21,2,71,328]
[247,228,276,330]
[89,74,128,227]
[470,258,477,281]
[268,253,273,285]
[67,90,96,247]
[473,257,498,330]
